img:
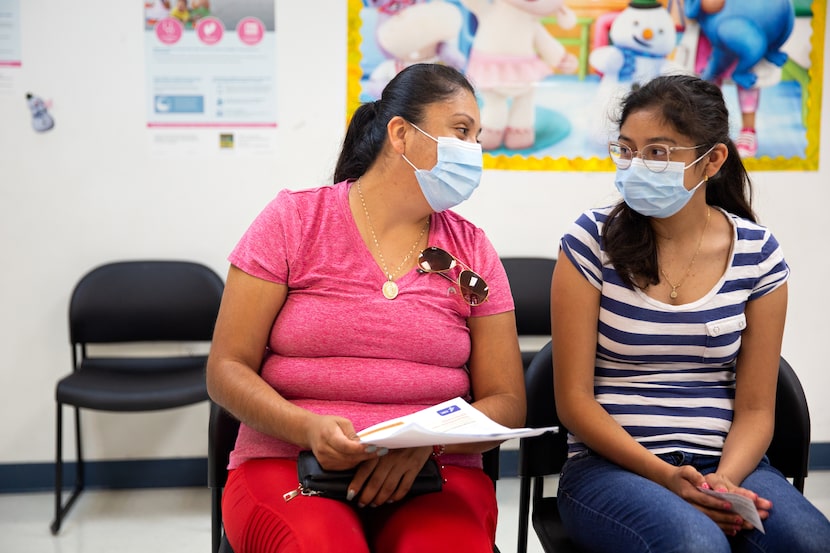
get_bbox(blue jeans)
[557,450,830,553]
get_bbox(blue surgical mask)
[402,123,483,212]
[615,156,709,218]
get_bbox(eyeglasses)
[608,141,706,173]
[417,247,489,306]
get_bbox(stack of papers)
[357,397,557,448]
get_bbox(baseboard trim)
[0,457,206,494]
[2,443,829,493]
[808,442,830,470]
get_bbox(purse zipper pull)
[283,484,325,502]
[283,484,302,502]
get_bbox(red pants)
[223,458,498,553]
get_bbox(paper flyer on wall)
[143,0,277,157]
[0,0,21,96]
[357,397,557,449]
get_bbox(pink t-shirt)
[226,180,514,469]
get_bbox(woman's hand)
[306,414,384,471]
[348,446,434,507]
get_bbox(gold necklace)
[356,180,429,300]
[660,207,710,300]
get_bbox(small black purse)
[283,450,443,502]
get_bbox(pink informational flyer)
[143,0,277,157]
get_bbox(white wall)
[0,1,828,465]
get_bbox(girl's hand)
[662,464,707,499]
[699,473,773,534]
[660,465,745,535]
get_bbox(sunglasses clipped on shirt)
[417,246,489,306]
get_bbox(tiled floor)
[2,473,829,552]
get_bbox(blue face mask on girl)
[615,146,715,218]
[402,123,483,212]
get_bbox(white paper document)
[700,488,765,533]
[356,397,557,448]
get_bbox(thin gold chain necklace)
[660,207,710,300]
[356,179,429,300]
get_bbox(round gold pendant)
[382,280,399,300]
[670,290,678,299]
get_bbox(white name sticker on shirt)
[705,314,747,337]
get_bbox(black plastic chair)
[209,402,503,553]
[766,356,811,492]
[51,260,224,535]
[209,402,239,553]
[500,257,556,370]
[516,341,812,553]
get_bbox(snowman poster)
[347,0,824,172]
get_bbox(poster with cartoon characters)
[143,0,276,156]
[347,0,824,171]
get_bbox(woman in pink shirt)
[206,63,525,553]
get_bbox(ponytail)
[333,101,385,183]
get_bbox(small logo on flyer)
[196,17,224,45]
[220,133,234,149]
[437,405,460,416]
[156,17,183,45]
[237,17,265,46]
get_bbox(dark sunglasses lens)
[458,270,489,305]
[418,247,456,272]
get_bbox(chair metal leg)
[51,403,63,534]
[211,488,222,553]
[517,476,532,553]
[51,404,85,535]
[218,534,235,553]
[794,474,805,493]
[75,406,85,494]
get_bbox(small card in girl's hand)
[700,488,765,533]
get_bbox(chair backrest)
[519,341,812,486]
[518,341,568,480]
[516,340,568,553]
[768,356,811,491]
[70,260,225,345]
[501,257,556,338]
[209,402,240,553]
[209,402,241,491]
[501,257,556,371]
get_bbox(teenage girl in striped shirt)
[552,74,830,552]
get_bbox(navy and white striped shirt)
[561,205,789,457]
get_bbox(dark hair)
[602,74,756,289]
[333,63,475,183]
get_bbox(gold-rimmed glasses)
[417,247,489,306]
[608,141,706,173]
